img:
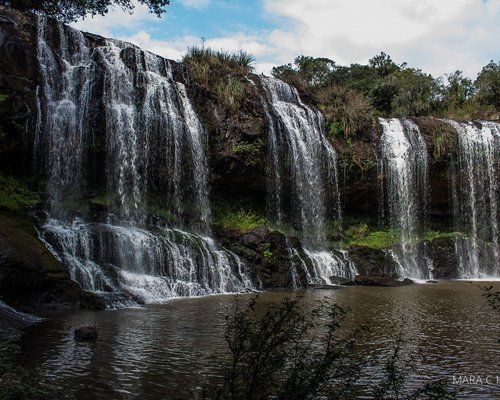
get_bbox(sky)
[71,0,500,79]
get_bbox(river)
[20,281,500,399]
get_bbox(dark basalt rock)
[428,237,460,279]
[74,325,98,342]
[213,225,307,289]
[0,214,80,310]
[348,245,399,276]
[354,275,414,287]
[79,290,106,311]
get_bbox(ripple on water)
[20,282,500,399]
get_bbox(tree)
[474,60,500,109]
[369,52,400,77]
[444,70,474,111]
[272,56,336,89]
[0,0,170,23]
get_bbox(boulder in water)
[354,275,414,287]
[74,326,98,342]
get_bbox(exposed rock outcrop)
[214,226,307,288]
[0,214,80,310]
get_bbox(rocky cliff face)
[0,7,494,310]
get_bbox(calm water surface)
[20,282,500,399]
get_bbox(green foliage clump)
[478,285,500,312]
[232,139,264,167]
[423,231,465,242]
[318,84,374,139]
[349,230,398,250]
[1,0,169,23]
[339,221,397,249]
[342,224,465,249]
[475,60,500,109]
[0,93,8,102]
[272,52,500,125]
[215,209,266,232]
[261,242,272,258]
[0,176,40,211]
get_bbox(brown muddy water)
[20,281,500,399]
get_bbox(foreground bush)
[203,295,456,400]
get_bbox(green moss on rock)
[0,176,40,211]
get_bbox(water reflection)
[21,282,500,399]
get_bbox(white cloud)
[205,34,271,57]
[70,1,158,37]
[262,0,500,77]
[180,0,210,9]
[69,0,500,79]
[118,31,200,61]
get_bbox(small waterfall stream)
[34,18,253,306]
[379,118,430,279]
[259,76,356,285]
[447,120,499,278]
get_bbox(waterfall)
[379,118,430,279]
[34,18,252,306]
[259,76,356,284]
[447,120,499,278]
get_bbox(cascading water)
[447,120,499,278]
[34,18,252,306]
[379,118,430,279]
[259,76,356,284]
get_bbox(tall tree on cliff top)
[0,0,170,22]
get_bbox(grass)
[348,230,399,249]
[183,47,255,112]
[423,231,465,241]
[340,220,465,250]
[216,77,246,111]
[0,175,40,211]
[147,204,181,224]
[183,46,255,86]
[212,197,267,232]
[215,209,267,232]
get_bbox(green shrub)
[203,295,364,399]
[0,176,40,211]
[261,242,272,258]
[317,84,373,139]
[215,209,266,232]
[232,139,264,167]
